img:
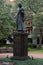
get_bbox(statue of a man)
[16,3,26,32]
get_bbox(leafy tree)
[14,0,43,18]
[0,0,15,40]
[32,13,43,35]
[32,13,43,47]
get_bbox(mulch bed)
[0,48,13,53]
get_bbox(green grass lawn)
[0,58,43,65]
[28,48,43,53]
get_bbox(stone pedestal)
[13,32,28,60]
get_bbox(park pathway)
[0,52,43,58]
[28,52,43,58]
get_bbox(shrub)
[28,43,37,48]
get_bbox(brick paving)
[28,52,43,58]
[0,53,13,58]
[0,52,43,58]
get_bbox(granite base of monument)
[13,32,28,60]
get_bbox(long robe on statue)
[16,7,26,31]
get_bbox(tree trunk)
[39,36,42,48]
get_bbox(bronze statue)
[15,3,26,32]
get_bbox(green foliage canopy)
[32,13,43,37]
[14,0,43,17]
[0,0,15,39]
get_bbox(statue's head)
[18,3,22,8]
